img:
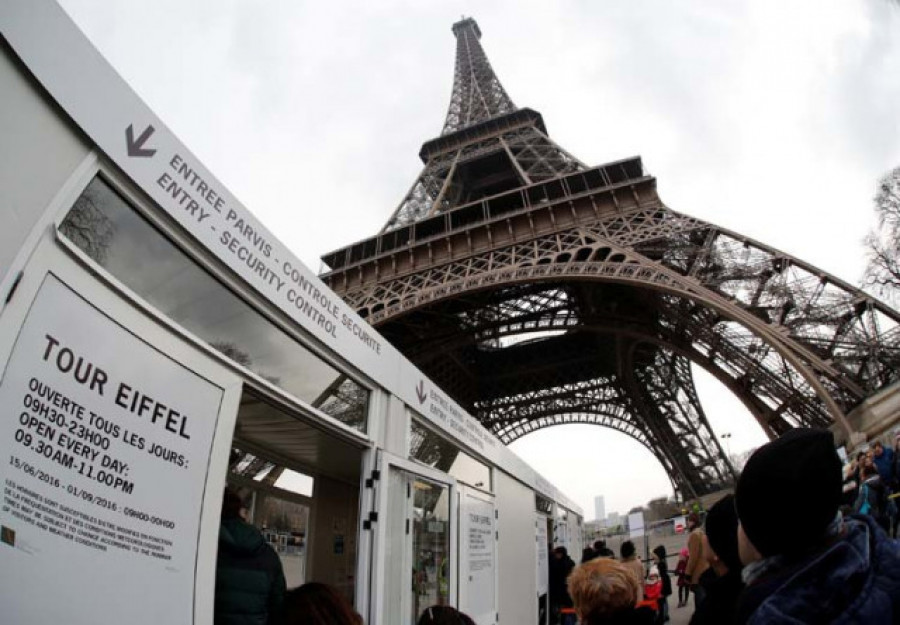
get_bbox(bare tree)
[210,341,253,368]
[864,166,900,302]
[59,186,116,264]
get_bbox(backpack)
[859,480,888,520]
[859,483,872,515]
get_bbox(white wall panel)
[0,44,90,286]
[495,471,537,625]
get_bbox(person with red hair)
[281,582,362,625]
[567,558,655,625]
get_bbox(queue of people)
[213,426,900,624]
[842,435,900,535]
[560,428,900,624]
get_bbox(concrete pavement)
[667,598,694,625]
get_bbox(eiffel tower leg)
[621,341,735,499]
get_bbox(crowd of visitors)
[213,426,900,624]
[555,427,900,624]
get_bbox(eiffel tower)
[321,17,900,498]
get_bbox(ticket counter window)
[227,392,363,602]
[59,176,369,431]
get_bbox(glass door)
[371,451,456,625]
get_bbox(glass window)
[535,494,552,514]
[229,447,314,497]
[410,419,491,490]
[256,495,309,588]
[59,176,368,431]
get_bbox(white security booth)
[0,3,582,624]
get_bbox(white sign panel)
[0,276,222,624]
[555,518,569,551]
[536,516,549,596]
[461,494,496,625]
[628,512,645,539]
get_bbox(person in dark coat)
[689,495,743,625]
[215,488,286,625]
[734,428,900,624]
[651,545,671,623]
[872,440,895,485]
[620,540,644,603]
[594,539,616,559]
[549,546,576,620]
[582,546,598,563]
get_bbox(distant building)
[584,520,604,540]
[606,511,621,528]
[594,495,605,522]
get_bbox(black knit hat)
[735,428,841,558]
[704,495,741,571]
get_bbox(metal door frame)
[369,450,458,625]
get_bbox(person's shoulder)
[630,605,657,624]
[259,539,284,569]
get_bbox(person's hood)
[748,515,900,624]
[219,518,266,556]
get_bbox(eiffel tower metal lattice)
[322,17,900,498]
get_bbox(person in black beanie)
[688,495,742,625]
[734,428,900,624]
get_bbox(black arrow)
[126,124,157,158]
[415,380,427,404]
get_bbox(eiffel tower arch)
[321,18,900,499]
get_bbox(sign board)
[460,493,496,625]
[536,516,549,596]
[0,275,222,624]
[628,512,645,539]
[673,515,686,535]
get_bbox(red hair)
[282,583,362,625]
[567,558,639,624]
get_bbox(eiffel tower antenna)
[322,18,900,499]
[443,17,516,134]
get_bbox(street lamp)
[721,433,732,457]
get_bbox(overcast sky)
[57,0,900,518]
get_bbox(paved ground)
[667,599,694,625]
